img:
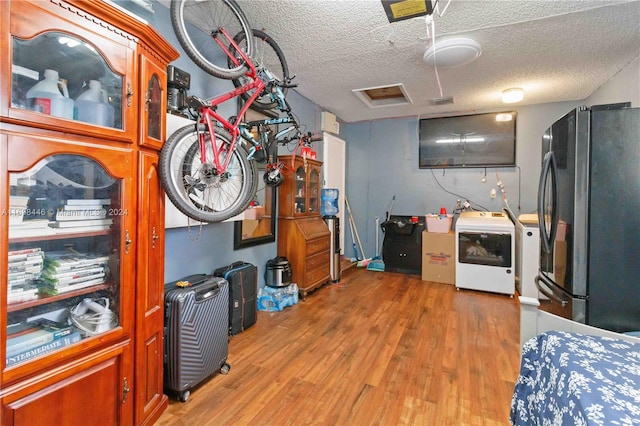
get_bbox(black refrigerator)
[536,105,640,333]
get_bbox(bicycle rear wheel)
[171,0,254,80]
[231,29,289,111]
[160,124,258,223]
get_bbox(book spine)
[65,199,111,206]
[49,218,113,228]
[6,332,82,367]
[7,291,39,304]
[42,266,105,280]
[29,319,75,339]
[8,248,42,256]
[6,331,53,357]
[43,271,105,286]
[55,208,107,220]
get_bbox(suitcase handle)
[195,284,220,301]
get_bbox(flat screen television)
[418,111,517,168]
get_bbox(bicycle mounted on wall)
[160,0,321,223]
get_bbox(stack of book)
[39,251,110,296]
[8,195,29,225]
[8,247,44,304]
[9,219,55,238]
[6,319,82,367]
[49,199,113,231]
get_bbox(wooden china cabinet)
[277,156,330,299]
[0,1,179,425]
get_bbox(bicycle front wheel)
[171,0,254,79]
[160,124,258,223]
[232,29,289,111]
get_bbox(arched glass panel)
[12,31,122,129]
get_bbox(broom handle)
[375,216,380,257]
[345,196,366,260]
[386,195,396,222]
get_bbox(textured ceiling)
[164,0,640,122]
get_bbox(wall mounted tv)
[418,111,517,168]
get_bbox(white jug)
[26,69,74,119]
[75,80,115,127]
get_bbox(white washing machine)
[455,211,515,296]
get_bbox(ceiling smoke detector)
[423,38,482,68]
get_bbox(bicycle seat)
[186,95,216,111]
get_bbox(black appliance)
[265,256,292,288]
[323,216,341,282]
[167,65,190,116]
[381,215,425,274]
[536,105,640,333]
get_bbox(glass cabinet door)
[6,154,125,368]
[308,167,320,215]
[295,165,306,214]
[6,0,136,142]
[139,56,167,149]
[12,32,122,129]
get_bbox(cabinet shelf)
[7,283,112,313]
[9,229,113,244]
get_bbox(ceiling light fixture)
[423,37,482,68]
[495,113,514,122]
[436,136,485,144]
[502,88,524,104]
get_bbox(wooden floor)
[157,267,521,426]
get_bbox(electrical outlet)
[490,188,497,198]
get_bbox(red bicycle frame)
[196,27,267,173]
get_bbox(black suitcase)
[164,274,230,402]
[213,261,258,335]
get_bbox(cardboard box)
[422,231,455,285]
[554,240,567,285]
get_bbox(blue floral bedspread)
[510,330,640,425]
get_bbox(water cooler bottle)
[321,189,341,282]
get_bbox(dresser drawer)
[306,236,330,255]
[305,250,330,271]
[304,264,330,288]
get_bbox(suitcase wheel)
[178,390,190,403]
[221,362,231,375]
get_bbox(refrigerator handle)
[549,154,559,251]
[535,274,569,306]
[537,151,558,253]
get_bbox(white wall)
[586,56,640,107]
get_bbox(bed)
[510,330,640,425]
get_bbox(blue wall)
[342,102,579,260]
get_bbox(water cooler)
[322,189,341,282]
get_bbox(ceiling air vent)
[352,83,412,108]
[430,96,454,105]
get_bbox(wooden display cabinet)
[277,156,330,298]
[0,1,178,425]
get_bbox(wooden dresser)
[277,156,330,298]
